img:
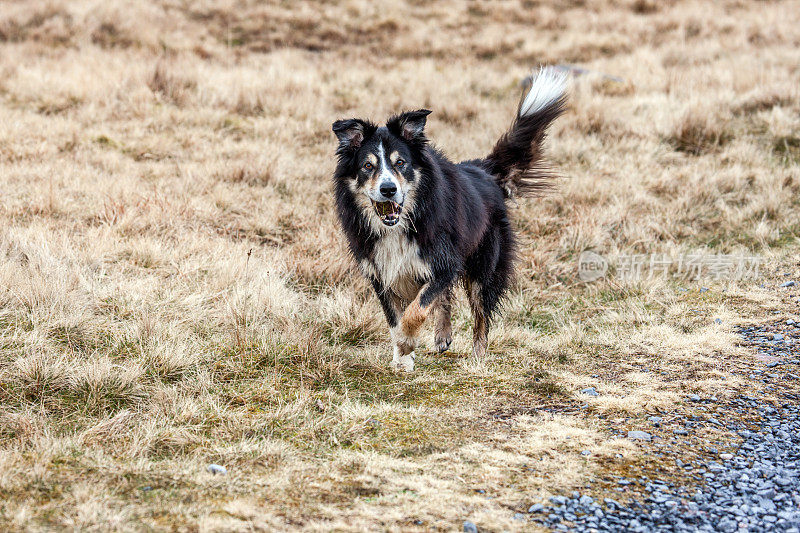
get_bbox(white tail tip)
[518,66,569,118]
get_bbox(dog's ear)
[332,119,374,150]
[388,109,432,141]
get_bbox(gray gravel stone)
[628,430,652,441]
[462,520,478,533]
[530,321,800,533]
[718,517,737,532]
[206,464,227,475]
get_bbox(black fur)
[331,75,566,365]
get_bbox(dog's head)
[332,110,431,229]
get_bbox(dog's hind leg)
[433,286,453,353]
[465,263,510,359]
[465,279,488,359]
[464,214,515,359]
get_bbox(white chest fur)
[361,232,431,296]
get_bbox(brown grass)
[1,0,800,530]
[668,107,734,155]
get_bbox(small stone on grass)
[207,464,227,475]
[628,430,652,441]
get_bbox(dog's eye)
[363,162,374,171]
[395,159,405,169]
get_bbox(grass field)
[1,0,799,530]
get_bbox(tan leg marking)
[400,285,431,340]
[380,291,415,371]
[388,284,431,371]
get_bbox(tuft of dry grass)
[668,107,734,155]
[1,0,799,530]
[147,61,197,108]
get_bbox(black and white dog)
[331,67,568,371]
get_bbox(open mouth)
[372,200,403,226]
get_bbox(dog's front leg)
[370,280,416,372]
[397,287,431,345]
[392,275,458,369]
[386,286,429,372]
[389,325,416,372]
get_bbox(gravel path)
[519,317,800,532]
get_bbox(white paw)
[391,352,415,372]
[389,327,417,371]
[390,326,417,355]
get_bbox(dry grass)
[1,0,799,530]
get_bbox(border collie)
[331,67,568,371]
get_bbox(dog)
[331,67,568,371]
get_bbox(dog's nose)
[379,182,397,198]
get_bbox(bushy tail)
[484,66,569,199]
